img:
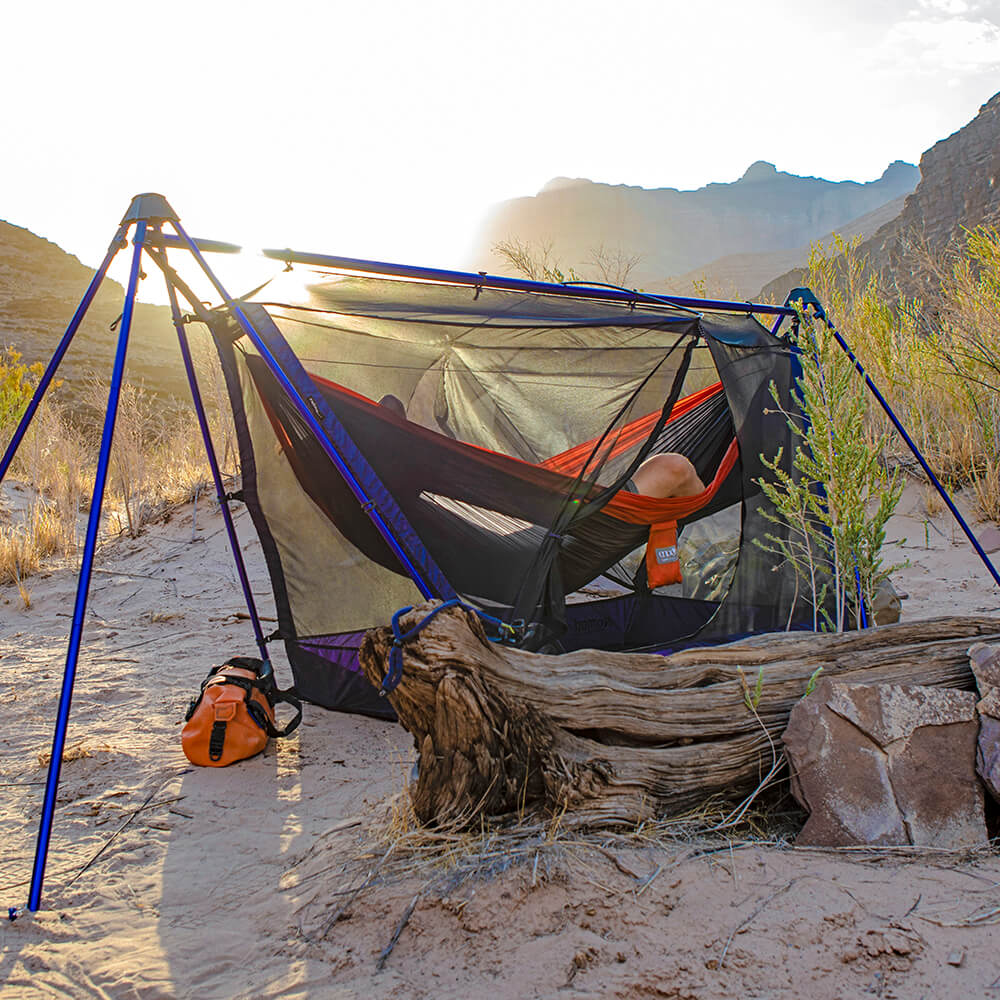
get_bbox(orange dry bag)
[181,657,302,767]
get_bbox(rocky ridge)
[470,160,919,292]
[0,219,183,402]
[762,91,1000,302]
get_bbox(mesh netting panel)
[219,274,817,672]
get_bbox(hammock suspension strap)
[379,599,519,696]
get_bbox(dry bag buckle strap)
[269,689,303,739]
[208,720,227,762]
[244,686,302,738]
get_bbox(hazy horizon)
[2,0,998,302]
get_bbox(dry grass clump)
[797,228,1000,521]
[0,504,69,606]
[88,379,224,539]
[0,333,236,592]
[288,781,800,949]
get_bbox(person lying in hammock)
[627,452,705,499]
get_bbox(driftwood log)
[359,605,1000,828]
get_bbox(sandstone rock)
[973,525,1000,555]
[864,90,1000,300]
[968,643,1000,802]
[871,578,901,626]
[969,642,1000,690]
[976,711,1000,804]
[783,679,986,847]
[762,91,1000,302]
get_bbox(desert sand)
[1,480,999,999]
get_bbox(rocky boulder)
[761,90,1000,302]
[968,643,1000,803]
[783,679,986,848]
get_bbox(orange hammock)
[262,368,739,590]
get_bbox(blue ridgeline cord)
[379,600,517,696]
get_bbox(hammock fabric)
[248,357,739,600]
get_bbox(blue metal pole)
[0,225,128,485]
[165,221,447,602]
[164,279,271,663]
[260,247,798,319]
[28,221,148,911]
[822,313,1000,592]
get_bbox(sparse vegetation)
[0,329,235,598]
[755,300,905,632]
[0,347,45,429]
[493,237,642,288]
[794,229,1000,519]
[752,227,1000,629]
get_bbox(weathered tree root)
[359,604,999,828]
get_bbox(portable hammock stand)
[4,192,1000,915]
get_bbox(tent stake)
[0,225,128,485]
[28,221,148,911]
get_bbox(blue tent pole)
[786,289,1000,592]
[0,225,128,485]
[163,221,445,601]
[260,247,799,319]
[27,221,147,912]
[163,278,271,663]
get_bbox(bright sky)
[2,0,999,302]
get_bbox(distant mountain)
[470,160,919,290]
[0,220,184,404]
[666,195,908,299]
[762,91,1000,303]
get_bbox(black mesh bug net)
[209,269,818,718]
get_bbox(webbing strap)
[193,661,303,738]
[379,599,517,696]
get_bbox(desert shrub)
[0,347,45,432]
[493,237,643,288]
[90,373,230,540]
[754,228,1000,631]
[798,229,1000,521]
[755,308,904,631]
[0,351,85,600]
[0,330,236,588]
[923,226,1000,518]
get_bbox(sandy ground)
[1,481,1000,999]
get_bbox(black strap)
[260,688,303,739]
[191,659,303,739]
[508,337,697,637]
[208,720,227,761]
